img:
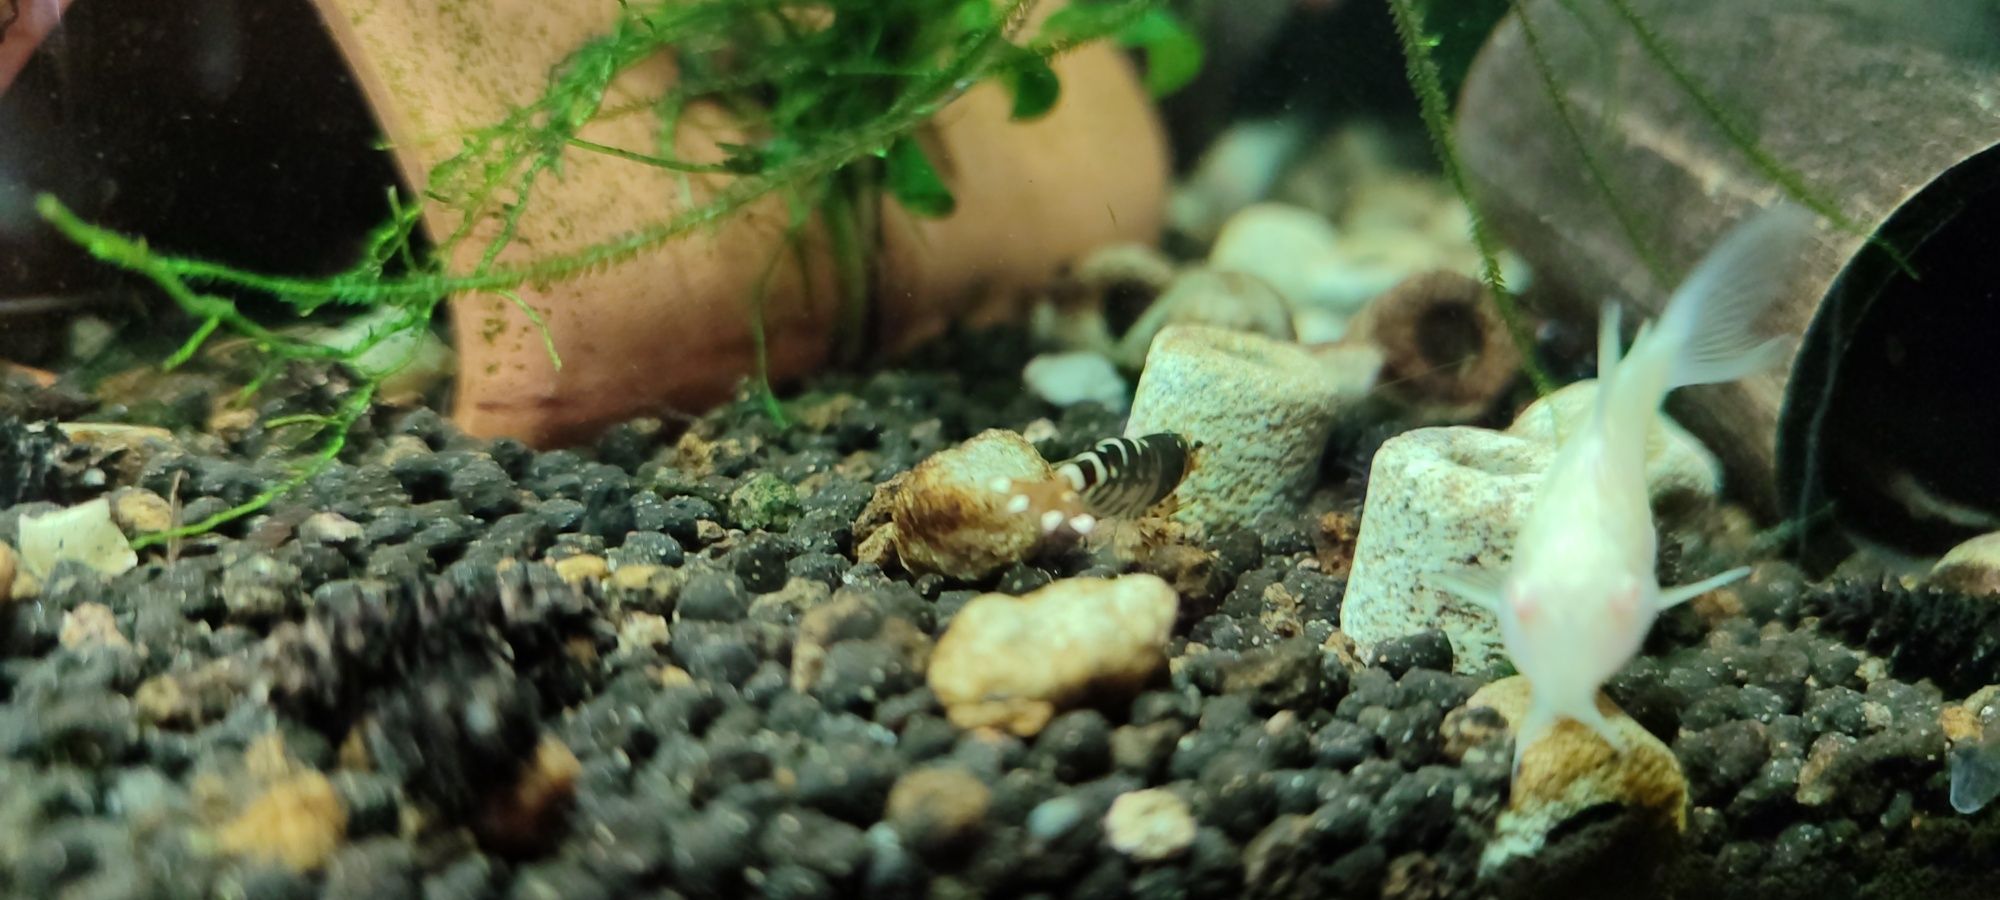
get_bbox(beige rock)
[1462,676,1686,874]
[110,488,175,536]
[0,540,14,604]
[929,574,1178,736]
[615,612,671,656]
[1933,531,2000,596]
[552,553,609,585]
[1103,788,1197,862]
[18,497,138,579]
[854,429,1052,580]
[885,766,992,849]
[1113,267,1296,369]
[217,772,348,872]
[59,602,129,650]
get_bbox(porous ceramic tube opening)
[1779,143,2000,559]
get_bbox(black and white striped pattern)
[1054,433,1194,519]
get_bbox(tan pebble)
[616,612,670,655]
[110,488,175,536]
[9,568,36,601]
[373,434,431,466]
[59,602,128,649]
[0,541,13,604]
[695,520,726,544]
[1941,703,1981,747]
[1103,788,1197,862]
[217,772,348,872]
[1463,676,1686,873]
[1313,511,1360,579]
[885,766,991,848]
[1862,700,1893,731]
[297,512,364,545]
[854,429,1053,580]
[1932,531,2000,596]
[658,666,695,687]
[1796,733,1859,807]
[244,732,298,782]
[133,676,187,727]
[929,574,1177,736]
[552,554,609,585]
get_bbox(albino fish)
[1434,204,1814,770]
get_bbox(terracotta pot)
[310,0,1169,447]
[0,0,72,95]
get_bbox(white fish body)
[1437,205,1813,768]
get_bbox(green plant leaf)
[1005,53,1061,120]
[1117,8,1202,96]
[884,136,955,218]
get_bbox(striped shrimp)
[998,433,1197,535]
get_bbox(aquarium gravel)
[0,332,1990,900]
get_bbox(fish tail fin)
[1597,204,1813,458]
[1654,203,1815,391]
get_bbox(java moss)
[1787,577,2000,699]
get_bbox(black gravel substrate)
[2,335,1998,900]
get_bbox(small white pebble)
[1103,789,1196,862]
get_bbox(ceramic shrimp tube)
[1123,325,1379,532]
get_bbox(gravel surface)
[0,335,1995,900]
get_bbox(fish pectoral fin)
[1431,567,1506,613]
[1658,566,1753,609]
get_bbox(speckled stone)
[1340,426,1545,674]
[928,574,1178,736]
[1124,325,1378,532]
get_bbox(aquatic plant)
[36,0,1200,547]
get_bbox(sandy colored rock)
[0,541,15,605]
[552,553,609,585]
[59,602,129,650]
[217,771,349,872]
[17,497,138,579]
[1461,676,1686,874]
[854,429,1052,580]
[1125,325,1378,532]
[110,488,175,536]
[1932,531,2000,596]
[929,574,1178,736]
[1103,788,1197,862]
[1113,267,1295,369]
[885,766,992,850]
